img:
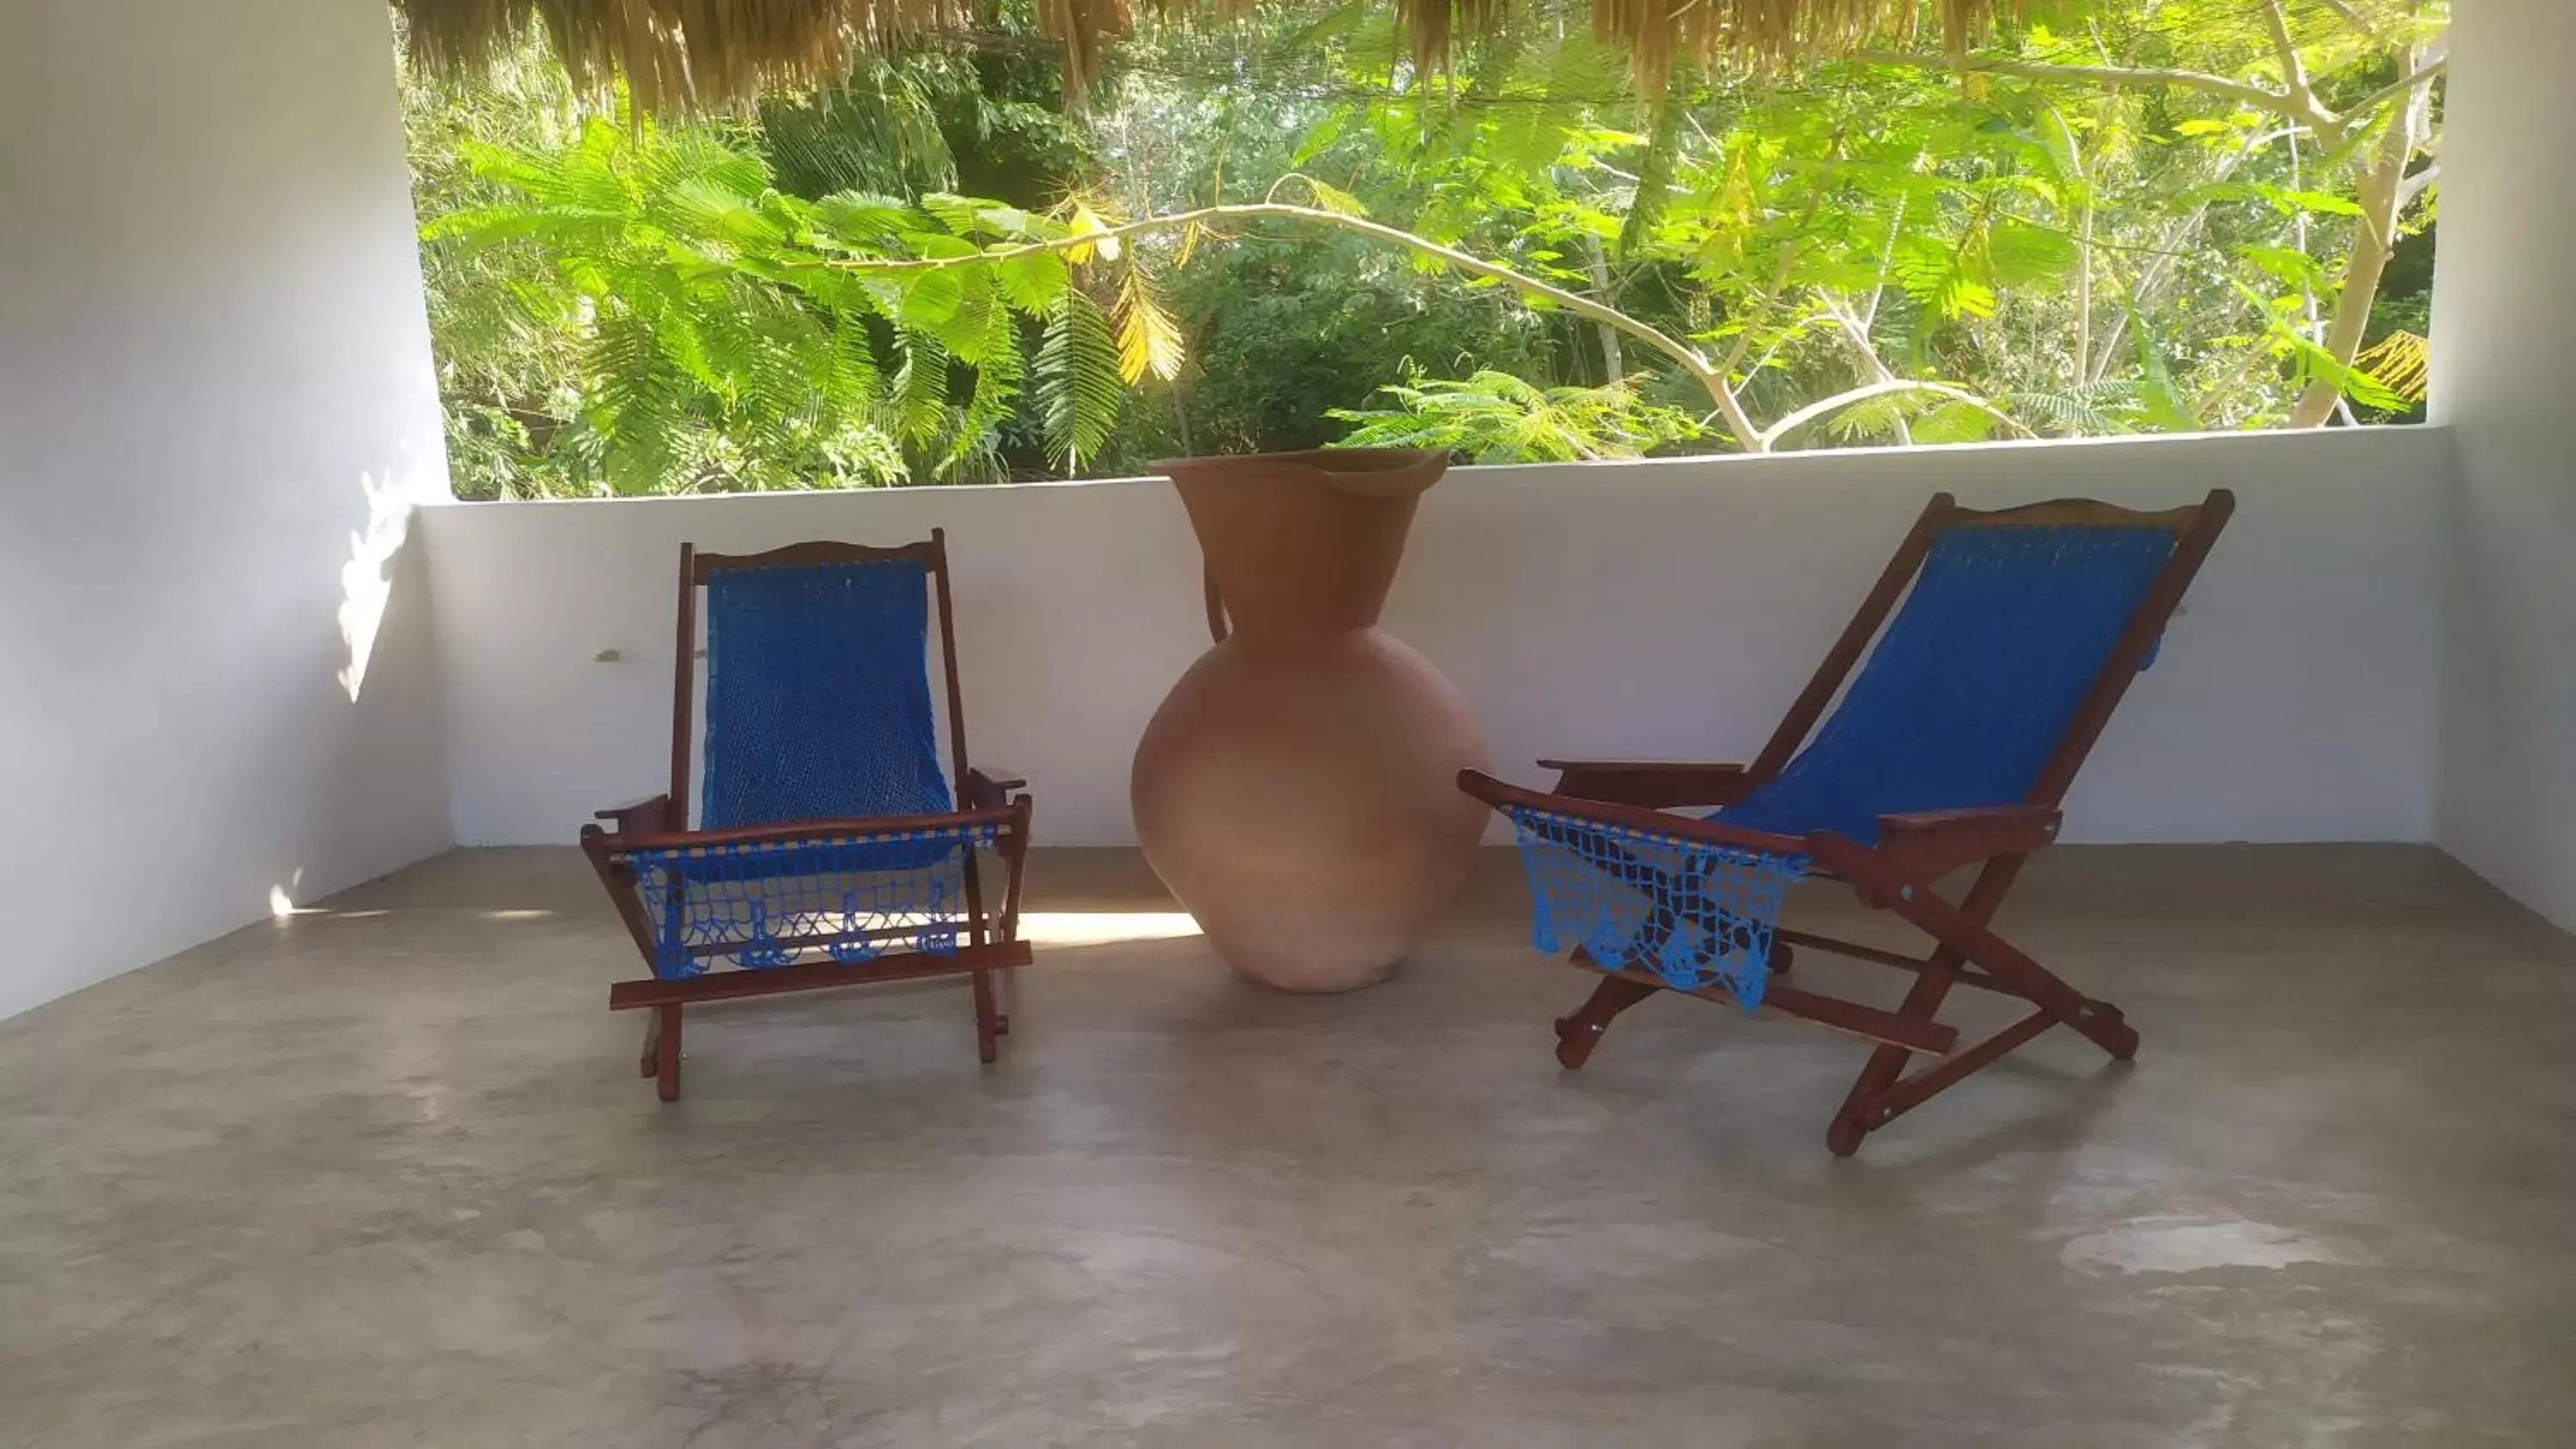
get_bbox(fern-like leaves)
[1037,287,1121,472]
[1113,265,1187,385]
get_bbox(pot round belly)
[1132,448,1492,994]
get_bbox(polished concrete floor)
[5,845,2575,1446]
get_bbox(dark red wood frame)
[579,530,1035,1101]
[1463,489,2234,1155]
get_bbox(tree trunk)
[2289,78,2431,427]
[1582,234,1625,385]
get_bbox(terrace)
[3,1,2572,1442]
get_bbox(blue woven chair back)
[700,559,952,829]
[1717,522,2178,846]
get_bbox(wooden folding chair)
[1461,491,2233,1155]
[580,533,1033,1101]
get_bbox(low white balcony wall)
[422,427,2452,848]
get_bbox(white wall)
[0,1,453,1016]
[2430,0,2576,932]
[425,427,2451,849]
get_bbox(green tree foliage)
[1081,0,2443,453]
[404,28,1098,496]
[404,1,2446,493]
[420,107,1164,494]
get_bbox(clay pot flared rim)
[1150,447,1450,500]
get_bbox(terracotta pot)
[1133,449,1492,993]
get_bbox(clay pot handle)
[1202,561,1230,645]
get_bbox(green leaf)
[2252,185,2366,217]
[2129,307,2203,433]
[2287,334,2407,413]
[1291,106,1355,167]
[919,192,1036,239]
[897,270,966,330]
[942,297,1024,477]
[1913,399,2002,445]
[931,270,1002,363]
[1987,222,2081,287]
[892,332,950,443]
[995,250,1072,313]
[1036,288,1121,471]
[1303,177,1370,219]
[2239,244,2329,289]
[811,193,918,246]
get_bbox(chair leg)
[639,1009,661,1077]
[653,1003,683,1102]
[1826,942,1968,1155]
[1553,973,1661,1070]
[971,969,1002,1064]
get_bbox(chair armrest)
[593,794,676,834]
[1874,806,2063,882]
[965,767,1029,809]
[1537,759,1755,809]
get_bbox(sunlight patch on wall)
[338,469,414,701]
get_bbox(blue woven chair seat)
[631,555,982,979]
[1710,522,2177,846]
[629,826,994,978]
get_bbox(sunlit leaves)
[1303,178,1370,218]
[1113,267,1188,384]
[1327,371,1704,464]
[1060,199,1121,264]
[2358,330,2431,404]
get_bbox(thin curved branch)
[1851,50,2325,130]
[1756,379,2034,451]
[2331,58,2447,142]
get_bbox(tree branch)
[1820,294,1910,443]
[2330,58,2448,142]
[1851,50,2329,130]
[1756,380,2032,451]
[2288,58,2435,427]
[2261,1,2313,105]
[2399,161,2440,208]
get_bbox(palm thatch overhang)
[394,0,2044,112]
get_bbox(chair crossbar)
[1772,928,2039,1002]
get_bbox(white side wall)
[425,427,2449,849]
[2430,0,2576,931]
[0,1,453,1016]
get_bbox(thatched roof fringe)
[395,0,2020,113]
